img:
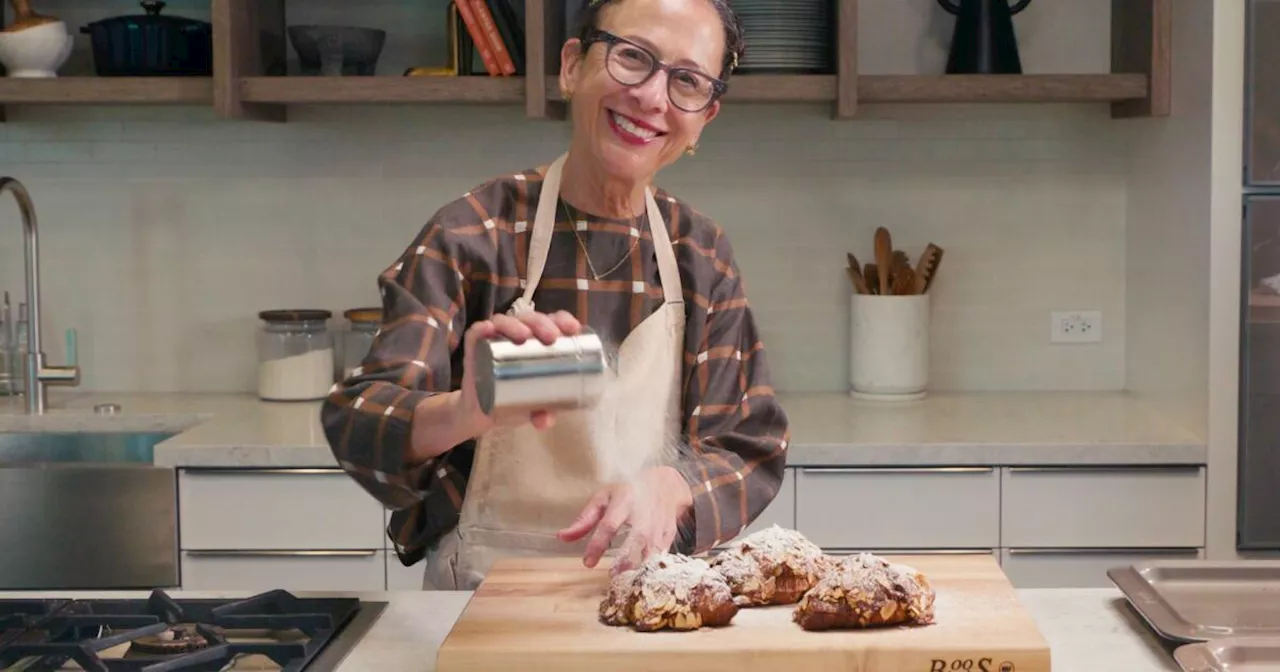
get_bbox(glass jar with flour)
[256,309,335,402]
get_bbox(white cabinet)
[387,552,427,590]
[1000,466,1206,548]
[172,459,1210,591]
[176,468,389,591]
[999,548,1204,588]
[795,467,1000,550]
[180,550,386,591]
[178,469,385,550]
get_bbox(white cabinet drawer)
[1000,547,1204,588]
[1001,466,1206,548]
[387,551,426,590]
[180,550,386,591]
[795,467,1000,550]
[178,469,384,550]
[719,469,795,546]
[825,548,997,559]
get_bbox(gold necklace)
[560,199,644,281]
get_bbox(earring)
[685,143,698,156]
[563,90,572,101]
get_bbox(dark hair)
[571,0,746,82]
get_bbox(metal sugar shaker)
[473,327,609,415]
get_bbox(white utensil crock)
[849,293,930,401]
[0,21,73,78]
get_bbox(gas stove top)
[0,589,387,671]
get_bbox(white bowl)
[0,21,73,78]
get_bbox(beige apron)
[421,153,687,590]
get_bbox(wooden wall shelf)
[0,77,212,105]
[240,76,524,104]
[858,74,1150,104]
[0,0,1169,122]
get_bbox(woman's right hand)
[454,309,584,435]
[410,309,582,463]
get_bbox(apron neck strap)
[513,153,683,314]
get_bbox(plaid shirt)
[320,165,790,566]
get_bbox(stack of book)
[451,0,525,76]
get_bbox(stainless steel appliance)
[1241,0,1280,551]
[0,588,388,671]
[0,431,181,590]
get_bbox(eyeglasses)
[581,29,728,113]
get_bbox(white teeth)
[611,111,657,140]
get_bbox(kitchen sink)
[0,431,174,464]
[0,431,180,589]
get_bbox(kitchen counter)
[0,389,1206,468]
[0,588,1182,671]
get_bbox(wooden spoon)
[845,252,870,294]
[874,227,892,297]
[863,262,879,295]
[912,243,945,294]
[892,265,916,295]
[4,0,59,32]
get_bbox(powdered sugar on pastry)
[710,525,829,606]
[599,553,739,632]
[793,552,937,631]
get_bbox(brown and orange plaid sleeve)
[670,221,790,556]
[319,194,485,561]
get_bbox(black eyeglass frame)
[579,28,729,113]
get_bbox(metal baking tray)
[1173,637,1280,671]
[1108,559,1280,643]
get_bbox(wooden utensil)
[912,243,944,294]
[892,249,910,272]
[874,227,892,296]
[892,265,916,295]
[4,0,59,32]
[863,262,879,294]
[889,250,914,295]
[436,555,1053,672]
[845,253,870,294]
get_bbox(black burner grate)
[0,589,361,672]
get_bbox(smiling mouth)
[607,110,666,144]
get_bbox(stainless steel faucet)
[1,177,79,413]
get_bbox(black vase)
[937,0,1032,74]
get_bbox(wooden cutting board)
[436,554,1052,672]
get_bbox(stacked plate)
[733,0,835,74]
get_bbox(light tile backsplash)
[0,102,1127,394]
[0,0,1129,395]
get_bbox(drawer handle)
[1006,466,1202,474]
[1005,547,1200,556]
[185,550,378,558]
[802,467,994,475]
[824,548,996,555]
[185,468,346,475]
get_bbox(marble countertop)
[0,588,1183,672]
[0,389,1207,468]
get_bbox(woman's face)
[559,0,726,186]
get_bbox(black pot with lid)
[80,1,213,76]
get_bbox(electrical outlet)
[1050,311,1102,343]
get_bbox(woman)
[321,0,790,591]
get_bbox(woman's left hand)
[556,466,694,573]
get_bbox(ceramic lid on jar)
[343,307,382,324]
[259,309,333,323]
